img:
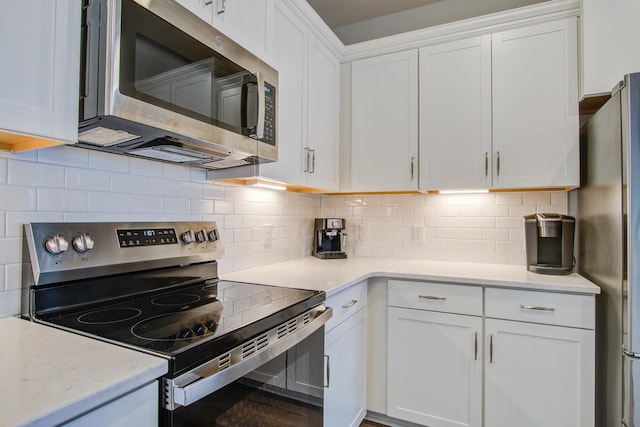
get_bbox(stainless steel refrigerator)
[573,72,640,427]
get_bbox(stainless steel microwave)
[78,0,277,170]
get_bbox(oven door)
[162,307,331,426]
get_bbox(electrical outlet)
[412,225,425,243]
[264,224,273,248]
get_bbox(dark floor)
[360,420,388,427]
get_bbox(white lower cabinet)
[324,281,368,427]
[63,381,158,427]
[484,319,594,427]
[388,308,482,427]
[385,281,595,427]
[325,306,367,427]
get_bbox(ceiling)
[306,0,550,45]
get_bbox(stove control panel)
[24,221,224,286]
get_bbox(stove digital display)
[117,228,178,248]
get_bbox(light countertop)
[0,317,168,427]
[222,257,600,296]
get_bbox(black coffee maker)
[312,218,347,259]
[524,213,575,275]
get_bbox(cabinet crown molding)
[341,0,579,63]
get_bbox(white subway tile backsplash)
[162,197,190,214]
[6,212,64,237]
[64,212,110,222]
[65,167,110,191]
[111,172,148,194]
[0,290,19,318]
[129,195,162,213]
[0,158,7,184]
[190,199,214,215]
[5,264,20,291]
[0,238,22,264]
[177,181,203,198]
[523,192,551,205]
[0,186,37,211]
[38,146,89,168]
[148,177,178,197]
[129,157,164,177]
[496,193,522,205]
[8,160,64,188]
[509,205,537,217]
[162,163,192,181]
[88,192,130,213]
[88,150,130,173]
[38,188,89,212]
[203,184,225,200]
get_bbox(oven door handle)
[166,305,333,410]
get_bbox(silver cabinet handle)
[418,295,447,301]
[303,147,310,172]
[411,157,415,180]
[474,332,478,361]
[484,152,488,177]
[496,151,501,176]
[310,149,316,174]
[324,355,331,388]
[215,0,226,14]
[342,299,358,309]
[204,0,213,4]
[489,334,494,364]
[520,304,555,312]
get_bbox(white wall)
[0,145,568,318]
[0,145,319,317]
[321,191,567,264]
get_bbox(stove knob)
[44,234,69,255]
[194,324,206,336]
[72,233,94,253]
[178,328,193,339]
[207,229,219,242]
[206,320,218,332]
[195,230,206,243]
[181,230,195,244]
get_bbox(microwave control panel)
[263,82,276,146]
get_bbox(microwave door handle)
[241,74,258,137]
[256,72,266,140]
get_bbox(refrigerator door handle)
[624,348,640,358]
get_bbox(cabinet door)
[0,0,80,147]
[211,0,269,57]
[419,35,492,190]
[324,308,367,427]
[485,319,594,427]
[258,0,307,185]
[351,51,419,192]
[582,0,640,96]
[388,307,482,427]
[491,18,579,189]
[174,0,213,24]
[307,33,340,191]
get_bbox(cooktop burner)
[39,280,322,366]
[78,307,142,324]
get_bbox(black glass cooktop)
[40,280,323,376]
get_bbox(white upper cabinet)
[351,51,419,192]
[0,0,80,150]
[491,18,579,189]
[306,33,340,190]
[176,0,269,57]
[581,0,640,96]
[258,1,307,186]
[259,1,340,191]
[419,35,492,191]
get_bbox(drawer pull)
[520,304,555,312]
[419,295,447,301]
[342,299,358,309]
[474,332,478,361]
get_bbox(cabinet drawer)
[325,281,367,333]
[485,288,595,329]
[388,280,482,316]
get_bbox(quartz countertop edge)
[1,317,168,427]
[221,257,600,296]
